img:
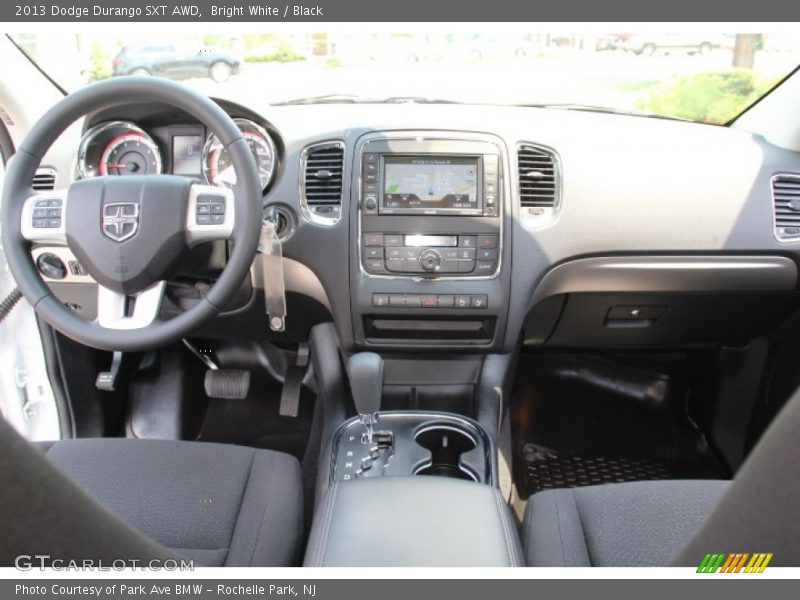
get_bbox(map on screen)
[383,157,478,211]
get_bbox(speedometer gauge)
[78,121,162,179]
[202,118,277,189]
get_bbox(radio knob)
[363,196,377,210]
[419,249,442,272]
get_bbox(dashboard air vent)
[302,142,344,205]
[517,144,558,208]
[772,174,800,241]
[299,141,344,225]
[32,167,57,191]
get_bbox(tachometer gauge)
[203,118,277,189]
[78,121,162,179]
[99,133,162,176]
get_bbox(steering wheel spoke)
[96,281,166,330]
[186,184,235,246]
[20,189,69,245]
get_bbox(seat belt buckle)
[258,220,287,332]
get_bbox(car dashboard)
[32,98,800,353]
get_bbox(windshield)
[10,31,800,124]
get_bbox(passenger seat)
[522,382,800,567]
[522,480,728,566]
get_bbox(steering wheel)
[1,77,262,351]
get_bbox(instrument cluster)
[77,117,278,190]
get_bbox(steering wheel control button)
[36,253,67,280]
[195,193,226,226]
[32,201,63,228]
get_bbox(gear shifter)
[347,352,383,443]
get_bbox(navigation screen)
[382,156,479,213]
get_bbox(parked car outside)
[112,44,240,82]
[622,33,722,55]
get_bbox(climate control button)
[419,249,442,272]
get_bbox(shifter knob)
[347,352,383,441]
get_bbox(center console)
[350,132,511,350]
[305,347,522,566]
[309,354,518,567]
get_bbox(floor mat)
[196,369,315,461]
[522,443,679,494]
[512,353,727,498]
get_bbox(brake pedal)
[204,369,251,400]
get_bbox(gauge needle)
[107,163,127,169]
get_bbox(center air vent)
[300,141,344,225]
[517,143,559,226]
[32,167,57,191]
[518,144,558,207]
[772,174,800,241]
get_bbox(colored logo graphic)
[697,553,773,573]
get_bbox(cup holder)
[413,423,478,481]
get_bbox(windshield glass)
[10,31,800,124]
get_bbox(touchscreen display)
[172,135,203,176]
[382,156,479,212]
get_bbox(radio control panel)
[362,233,498,276]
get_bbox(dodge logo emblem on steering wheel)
[102,202,140,242]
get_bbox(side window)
[0,109,14,167]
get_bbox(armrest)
[303,476,523,567]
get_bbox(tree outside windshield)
[10,31,800,124]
